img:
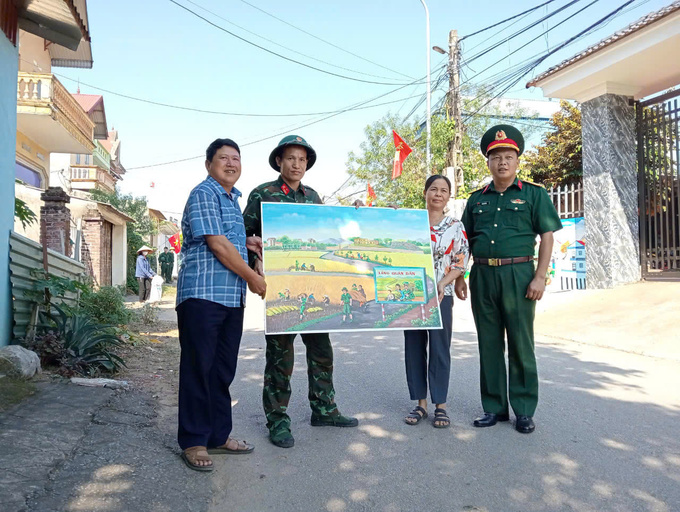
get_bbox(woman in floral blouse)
[404,175,469,428]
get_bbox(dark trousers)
[263,332,338,434]
[177,298,244,450]
[138,278,151,302]
[162,265,173,283]
[469,262,538,417]
[404,295,453,404]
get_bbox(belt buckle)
[488,258,501,266]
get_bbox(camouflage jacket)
[243,175,322,265]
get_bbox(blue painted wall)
[0,34,19,346]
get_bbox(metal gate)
[637,90,680,280]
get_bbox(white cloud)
[338,220,361,240]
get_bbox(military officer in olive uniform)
[159,247,174,283]
[458,125,562,434]
[243,135,358,449]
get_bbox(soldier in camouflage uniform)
[243,135,359,449]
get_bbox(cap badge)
[495,130,507,141]
[296,137,302,142]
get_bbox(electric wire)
[237,0,416,80]
[126,71,442,170]
[168,0,418,86]
[182,0,407,81]
[460,0,560,41]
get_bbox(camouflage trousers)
[263,333,339,434]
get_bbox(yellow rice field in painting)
[346,251,435,277]
[263,250,363,274]
[265,275,376,303]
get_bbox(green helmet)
[269,134,317,171]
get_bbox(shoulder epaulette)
[521,180,544,188]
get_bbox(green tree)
[523,100,582,187]
[90,188,156,293]
[345,87,543,204]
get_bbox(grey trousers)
[404,295,453,404]
[138,278,151,302]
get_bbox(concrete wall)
[112,224,127,287]
[581,93,640,288]
[14,182,42,242]
[1,34,19,346]
[49,153,72,190]
[17,31,51,73]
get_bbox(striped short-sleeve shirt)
[176,176,247,308]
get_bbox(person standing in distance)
[458,125,562,434]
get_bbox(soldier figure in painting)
[340,287,353,323]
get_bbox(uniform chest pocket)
[472,204,493,226]
[503,203,527,227]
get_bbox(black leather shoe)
[515,415,535,434]
[310,414,359,427]
[473,412,510,427]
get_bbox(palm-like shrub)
[30,305,126,376]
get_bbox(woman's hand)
[454,276,467,301]
[437,281,446,302]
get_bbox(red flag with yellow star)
[168,232,181,254]
[366,183,377,206]
[392,130,412,180]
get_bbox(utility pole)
[445,30,464,193]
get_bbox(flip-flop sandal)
[207,438,255,455]
[405,405,428,425]
[433,408,451,429]
[181,446,213,472]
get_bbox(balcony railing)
[70,167,116,193]
[17,72,95,147]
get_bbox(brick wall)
[80,207,113,287]
[40,187,71,257]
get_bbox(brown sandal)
[181,446,213,472]
[208,437,255,455]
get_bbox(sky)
[60,0,672,219]
[261,203,430,241]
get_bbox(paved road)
[212,293,680,512]
[5,291,678,512]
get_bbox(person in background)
[159,246,175,283]
[404,175,469,429]
[135,245,156,302]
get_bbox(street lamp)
[419,0,431,175]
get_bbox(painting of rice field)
[261,203,443,334]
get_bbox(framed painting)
[261,203,443,334]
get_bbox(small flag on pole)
[366,183,377,206]
[392,130,412,180]
[168,232,181,254]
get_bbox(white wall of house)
[49,153,72,191]
[112,223,127,287]
[13,182,42,243]
[1,34,19,346]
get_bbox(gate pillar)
[582,93,640,288]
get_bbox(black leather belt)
[475,256,534,266]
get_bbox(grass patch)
[0,376,37,412]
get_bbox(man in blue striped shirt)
[175,138,266,472]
